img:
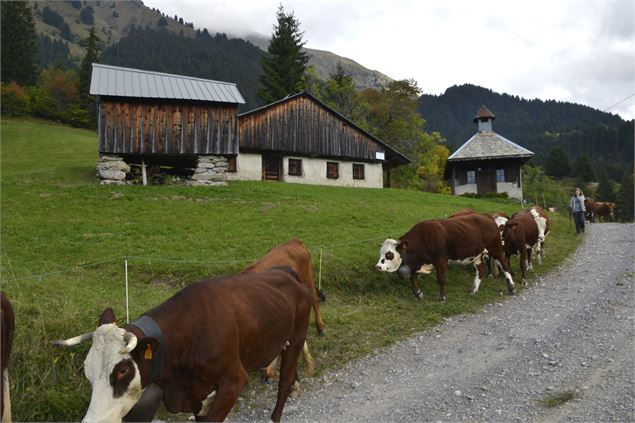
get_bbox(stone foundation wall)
[189,155,228,186]
[96,155,130,185]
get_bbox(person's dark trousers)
[573,211,585,234]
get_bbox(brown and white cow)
[527,206,550,265]
[595,201,616,222]
[448,208,476,218]
[502,211,540,285]
[53,268,312,423]
[375,213,515,301]
[1,292,14,423]
[241,238,320,381]
[584,198,596,223]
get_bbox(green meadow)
[1,118,579,421]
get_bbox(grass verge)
[1,118,580,421]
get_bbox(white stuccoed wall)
[226,153,384,188]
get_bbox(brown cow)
[376,213,515,300]
[595,201,616,222]
[243,238,325,335]
[448,208,476,218]
[502,211,540,285]
[1,292,14,423]
[584,198,596,223]
[242,238,321,380]
[53,268,312,422]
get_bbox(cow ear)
[98,308,116,326]
[498,224,505,232]
[397,240,408,251]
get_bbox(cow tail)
[316,287,326,303]
[302,341,315,376]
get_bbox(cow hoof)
[521,278,528,286]
[487,274,493,279]
[439,296,447,302]
[470,289,477,295]
[508,288,515,296]
[414,290,424,300]
[317,328,326,337]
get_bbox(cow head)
[53,309,158,423]
[375,239,406,272]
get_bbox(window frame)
[352,163,365,180]
[326,161,339,179]
[466,170,476,184]
[496,168,505,183]
[288,158,303,177]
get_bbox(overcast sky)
[145,0,634,120]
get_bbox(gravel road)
[231,223,634,422]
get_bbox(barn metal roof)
[89,63,245,104]
[447,131,534,162]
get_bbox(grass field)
[1,118,580,421]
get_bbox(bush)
[522,165,570,211]
[1,82,30,116]
[30,68,86,127]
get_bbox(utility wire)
[603,93,635,113]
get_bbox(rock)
[454,390,462,397]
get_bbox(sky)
[144,0,635,120]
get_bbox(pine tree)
[572,154,595,181]
[615,169,634,221]
[257,5,309,103]
[1,2,38,86]
[79,27,101,128]
[545,147,570,178]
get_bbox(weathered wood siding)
[239,96,383,161]
[98,97,239,155]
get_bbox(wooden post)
[141,160,147,186]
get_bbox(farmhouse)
[90,63,245,185]
[445,106,534,200]
[228,91,410,188]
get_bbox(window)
[352,163,365,180]
[288,158,302,176]
[496,169,505,182]
[467,170,476,184]
[227,156,237,173]
[326,162,339,179]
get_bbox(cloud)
[144,0,635,119]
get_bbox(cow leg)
[2,369,10,423]
[495,256,515,295]
[435,260,448,301]
[410,274,424,300]
[271,340,304,422]
[471,261,487,294]
[311,287,326,336]
[196,367,248,422]
[124,384,163,422]
[261,355,280,382]
[519,246,528,286]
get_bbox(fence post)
[125,257,130,324]
[318,244,323,291]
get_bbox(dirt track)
[230,223,634,422]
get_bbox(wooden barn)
[90,63,245,185]
[229,91,410,188]
[445,106,534,200]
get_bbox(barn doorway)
[262,155,282,181]
[477,169,496,195]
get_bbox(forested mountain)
[419,84,632,175]
[29,1,388,92]
[101,27,263,110]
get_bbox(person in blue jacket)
[570,187,586,234]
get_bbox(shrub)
[1,82,30,116]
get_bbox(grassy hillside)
[1,119,579,421]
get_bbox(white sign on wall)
[375,152,385,160]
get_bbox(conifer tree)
[258,5,309,103]
[1,2,38,85]
[79,27,101,128]
[615,169,634,221]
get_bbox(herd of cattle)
[0,200,616,422]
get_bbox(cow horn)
[51,332,94,347]
[119,331,138,354]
